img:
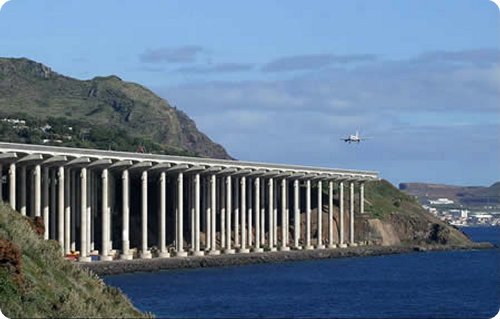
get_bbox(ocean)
[104,227,500,318]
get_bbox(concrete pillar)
[101,168,112,261]
[175,172,187,257]
[87,170,98,252]
[9,163,16,210]
[360,182,365,214]
[234,177,239,249]
[88,172,92,251]
[79,168,90,262]
[205,179,211,251]
[193,173,203,256]
[120,169,132,260]
[220,178,225,249]
[87,172,92,253]
[64,168,70,254]
[252,177,263,252]
[260,179,269,248]
[57,166,65,254]
[339,181,347,248]
[33,165,41,217]
[20,165,26,216]
[268,178,276,251]
[85,169,95,250]
[240,176,249,253]
[108,173,113,251]
[293,179,300,249]
[140,170,152,259]
[317,180,324,249]
[208,174,219,255]
[42,167,49,240]
[87,172,92,255]
[328,181,335,248]
[94,172,99,250]
[247,178,253,248]
[350,181,356,246]
[285,182,289,245]
[273,181,278,248]
[260,181,265,246]
[220,179,228,249]
[70,170,76,251]
[189,178,195,251]
[224,175,235,254]
[280,178,289,251]
[86,172,91,249]
[305,179,313,250]
[50,169,56,240]
[158,171,169,258]
[75,174,80,236]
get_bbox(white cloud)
[139,46,204,64]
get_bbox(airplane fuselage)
[343,132,361,143]
[344,136,361,143]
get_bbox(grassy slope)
[0,203,148,318]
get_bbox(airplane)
[341,131,370,143]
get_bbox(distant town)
[422,198,500,227]
[399,182,500,227]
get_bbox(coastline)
[77,242,494,276]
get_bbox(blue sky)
[0,0,499,186]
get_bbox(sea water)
[104,227,500,318]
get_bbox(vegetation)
[363,180,472,245]
[0,203,148,318]
[0,112,196,156]
[364,179,418,219]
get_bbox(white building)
[460,210,469,218]
[429,198,454,205]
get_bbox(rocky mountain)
[0,57,231,159]
[399,182,500,206]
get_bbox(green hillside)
[362,180,472,245]
[0,57,230,159]
[0,203,148,318]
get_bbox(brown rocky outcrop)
[0,238,24,287]
[26,216,45,237]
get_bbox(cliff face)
[0,57,231,159]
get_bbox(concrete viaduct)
[0,142,378,262]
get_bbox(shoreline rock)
[77,242,494,276]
